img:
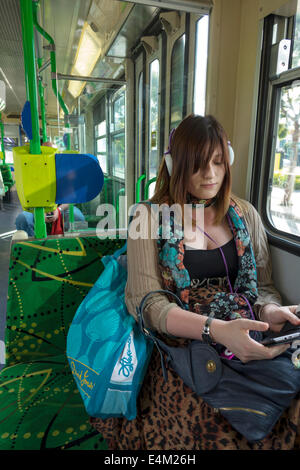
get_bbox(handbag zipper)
[214,407,267,416]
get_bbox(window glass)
[111,89,125,179]
[96,121,106,137]
[149,59,160,179]
[269,82,300,237]
[112,93,125,132]
[194,15,209,116]
[170,34,185,130]
[95,119,107,174]
[292,3,300,69]
[97,138,106,153]
[111,133,125,179]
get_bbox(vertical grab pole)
[32,0,73,227]
[19,0,46,239]
[37,58,47,143]
[0,112,5,163]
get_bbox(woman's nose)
[203,162,215,179]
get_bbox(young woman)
[90,114,300,450]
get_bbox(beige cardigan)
[125,197,282,335]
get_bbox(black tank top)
[183,238,239,289]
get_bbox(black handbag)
[136,289,300,442]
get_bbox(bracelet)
[202,315,215,344]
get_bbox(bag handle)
[136,289,185,382]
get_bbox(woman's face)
[187,146,225,200]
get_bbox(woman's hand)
[211,318,290,363]
[259,303,300,332]
[45,209,59,224]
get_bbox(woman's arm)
[243,201,300,331]
[125,203,178,334]
[243,201,282,314]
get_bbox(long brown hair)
[150,114,232,225]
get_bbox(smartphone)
[261,319,300,347]
[262,331,300,346]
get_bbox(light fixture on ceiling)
[118,0,212,13]
[68,22,102,99]
[0,80,5,112]
[0,67,22,108]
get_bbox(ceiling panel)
[0,0,26,117]
[0,0,90,119]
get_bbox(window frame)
[252,13,300,257]
[95,120,108,175]
[109,86,126,181]
[169,32,186,131]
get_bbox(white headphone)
[164,139,235,176]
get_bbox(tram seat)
[0,233,126,450]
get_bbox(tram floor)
[0,187,22,366]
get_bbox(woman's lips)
[200,183,217,188]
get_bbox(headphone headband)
[164,130,235,176]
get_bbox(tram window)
[170,34,185,130]
[268,82,300,238]
[193,15,209,116]
[149,59,160,180]
[292,10,300,69]
[95,120,107,174]
[110,89,125,179]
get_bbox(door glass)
[149,59,160,180]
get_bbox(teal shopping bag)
[66,242,153,420]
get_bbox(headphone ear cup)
[165,154,173,176]
[228,144,234,165]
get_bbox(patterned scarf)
[155,198,258,322]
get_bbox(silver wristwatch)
[202,315,214,344]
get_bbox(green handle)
[136,174,146,202]
[144,177,156,200]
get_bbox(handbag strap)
[136,289,185,381]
